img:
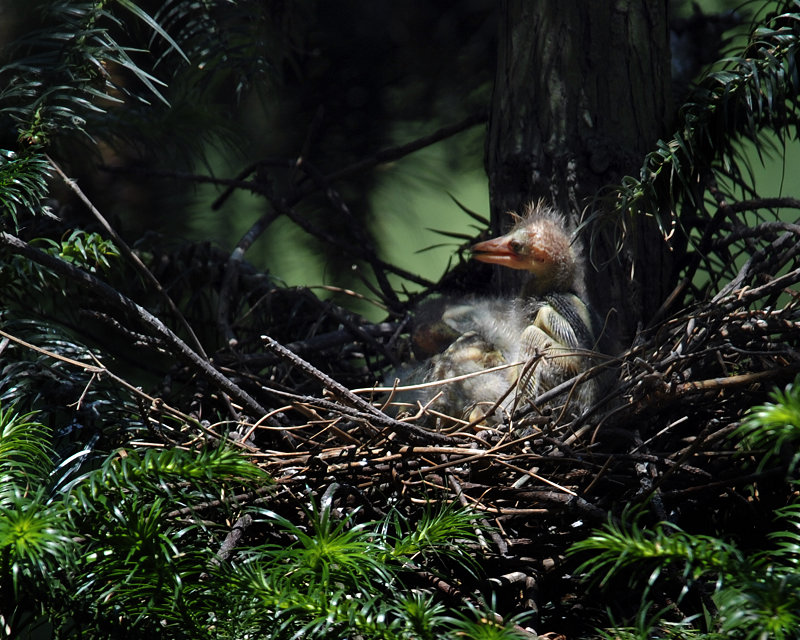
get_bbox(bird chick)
[422,298,527,425]
[471,201,585,298]
[471,201,601,412]
[414,201,603,426]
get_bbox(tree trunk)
[486,0,674,344]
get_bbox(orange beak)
[471,235,529,270]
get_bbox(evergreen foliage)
[0,405,524,639]
[736,376,800,473]
[597,0,800,299]
[569,376,800,638]
[0,151,51,227]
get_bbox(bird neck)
[520,263,580,298]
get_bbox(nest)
[96,202,796,634]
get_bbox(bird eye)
[509,240,523,254]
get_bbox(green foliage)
[571,505,800,639]
[599,0,800,274]
[570,377,800,639]
[0,404,520,639]
[712,492,800,639]
[3,2,800,638]
[0,229,119,324]
[218,500,510,639]
[0,404,268,637]
[0,150,51,228]
[0,487,75,595]
[74,494,208,628]
[0,405,54,488]
[0,1,186,144]
[734,374,800,473]
[0,409,75,600]
[570,509,742,591]
[391,499,478,554]
[715,572,800,640]
[35,229,120,272]
[0,0,307,171]
[662,2,799,206]
[153,0,306,100]
[446,601,530,640]
[72,444,270,502]
[0,0,195,235]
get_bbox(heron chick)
[416,201,604,426]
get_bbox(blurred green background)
[4,0,789,320]
[177,0,792,308]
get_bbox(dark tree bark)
[486,0,675,344]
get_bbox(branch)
[0,326,229,442]
[721,196,800,215]
[105,115,487,343]
[315,111,488,188]
[267,197,436,289]
[47,155,208,358]
[217,211,281,345]
[261,335,460,445]
[0,231,268,417]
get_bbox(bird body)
[517,291,601,410]
[409,201,605,426]
[424,297,526,424]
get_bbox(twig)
[0,327,227,441]
[0,231,268,418]
[47,155,208,359]
[674,366,800,395]
[218,210,281,345]
[206,514,253,572]
[316,112,487,188]
[268,197,435,289]
[261,335,459,445]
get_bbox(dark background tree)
[487,1,675,343]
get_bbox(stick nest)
[144,208,800,631]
